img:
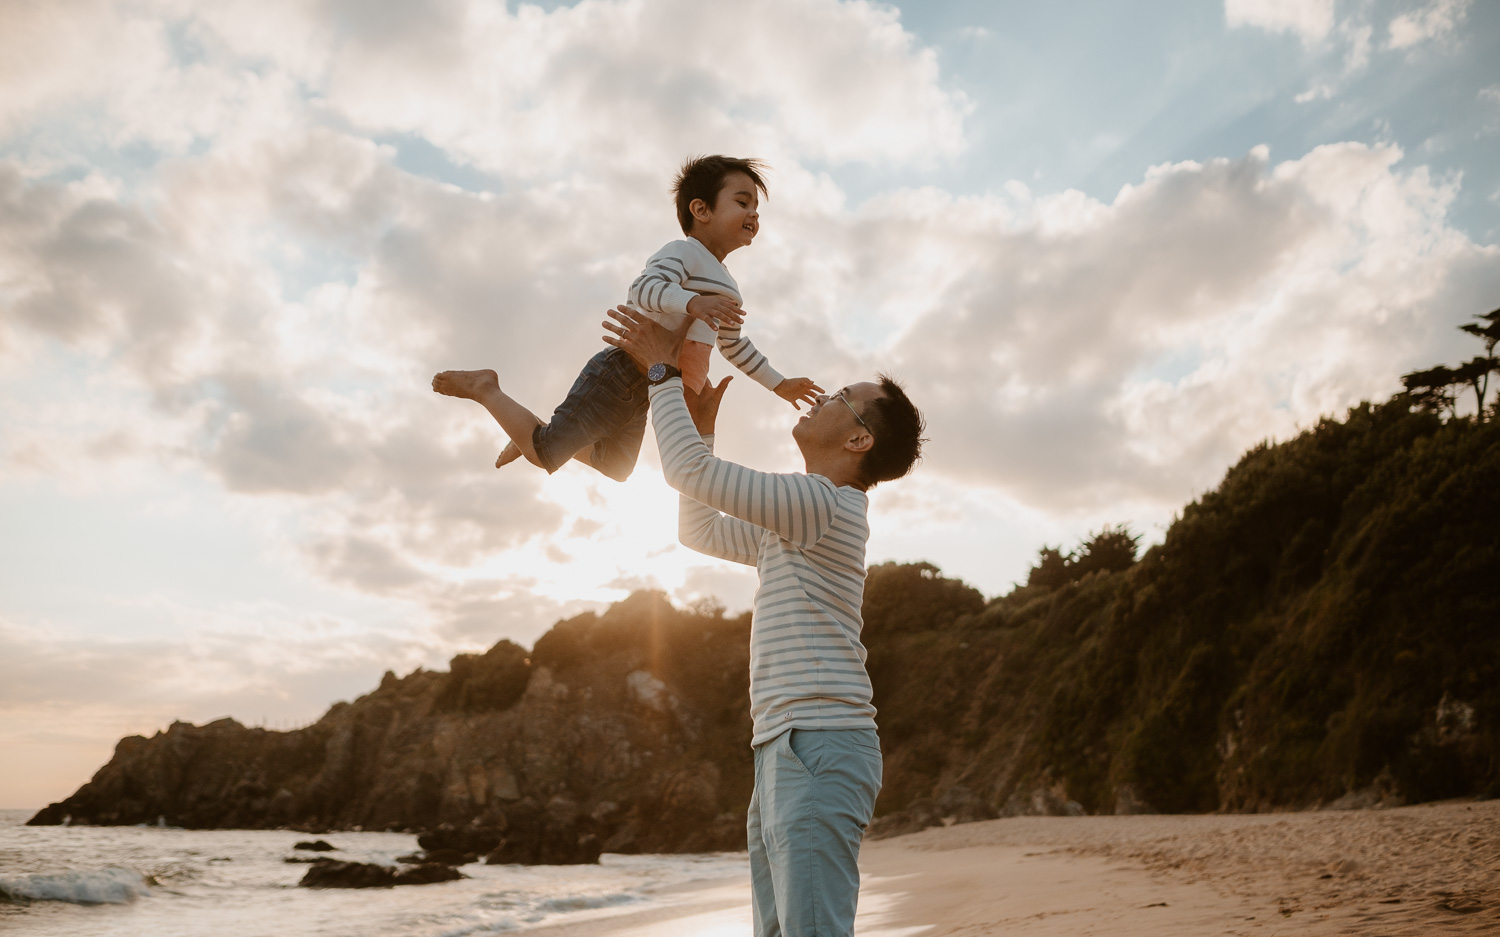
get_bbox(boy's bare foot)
[496,440,522,468]
[432,369,499,400]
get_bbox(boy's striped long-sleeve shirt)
[627,237,786,393]
[647,378,877,747]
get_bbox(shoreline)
[528,798,1499,936]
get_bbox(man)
[603,305,925,937]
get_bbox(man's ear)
[689,197,712,225]
[845,430,874,455]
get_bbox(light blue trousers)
[747,728,883,937]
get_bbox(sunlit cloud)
[1224,0,1336,44]
[1388,0,1473,51]
[1,0,1495,807]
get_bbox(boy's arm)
[649,379,840,548]
[630,241,747,333]
[713,323,788,393]
[677,435,761,566]
[627,243,697,319]
[626,241,742,329]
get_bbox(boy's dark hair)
[859,374,926,488]
[673,155,768,235]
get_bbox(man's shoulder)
[806,474,872,506]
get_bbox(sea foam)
[0,867,151,904]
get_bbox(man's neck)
[803,455,867,491]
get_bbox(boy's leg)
[530,347,648,478]
[495,439,596,470]
[585,398,648,482]
[431,369,547,468]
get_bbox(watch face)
[647,362,666,382]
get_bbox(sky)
[2,0,1497,808]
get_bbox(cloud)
[754,143,1499,515]
[1387,0,1472,50]
[158,0,971,177]
[1224,0,1336,43]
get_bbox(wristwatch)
[646,363,682,385]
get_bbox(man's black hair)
[858,374,925,488]
[673,155,768,235]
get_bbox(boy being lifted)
[433,155,820,481]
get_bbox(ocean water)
[0,810,750,936]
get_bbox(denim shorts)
[532,346,649,481]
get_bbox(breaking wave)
[0,867,151,905]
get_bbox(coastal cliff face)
[28,594,755,855]
[30,398,1500,847]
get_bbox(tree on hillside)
[1026,546,1072,590]
[1072,525,1142,577]
[1400,365,1459,418]
[1402,307,1500,422]
[1456,308,1500,418]
[1025,525,1141,590]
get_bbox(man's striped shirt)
[648,380,877,747]
[627,237,785,393]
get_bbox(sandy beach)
[528,798,1499,936]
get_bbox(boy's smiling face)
[692,170,760,257]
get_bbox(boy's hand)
[775,377,823,410]
[684,376,732,436]
[686,294,745,330]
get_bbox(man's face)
[793,381,881,456]
[699,171,760,250]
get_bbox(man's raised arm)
[602,307,840,550]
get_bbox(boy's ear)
[689,197,713,226]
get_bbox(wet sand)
[529,798,1499,935]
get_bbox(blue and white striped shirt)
[627,237,785,393]
[648,379,877,747]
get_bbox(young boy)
[432,155,820,482]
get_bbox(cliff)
[28,593,756,855]
[30,397,1499,847]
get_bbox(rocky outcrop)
[29,593,754,858]
[299,859,463,888]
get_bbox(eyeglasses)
[828,389,871,433]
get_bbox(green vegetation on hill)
[862,395,1497,827]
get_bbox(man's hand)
[685,294,745,331]
[774,376,823,410]
[683,376,733,436]
[603,305,689,373]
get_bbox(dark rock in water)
[417,824,500,856]
[299,860,395,888]
[481,796,601,865]
[298,859,463,888]
[394,853,423,864]
[294,839,337,851]
[394,863,465,885]
[416,848,477,866]
[486,829,601,866]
